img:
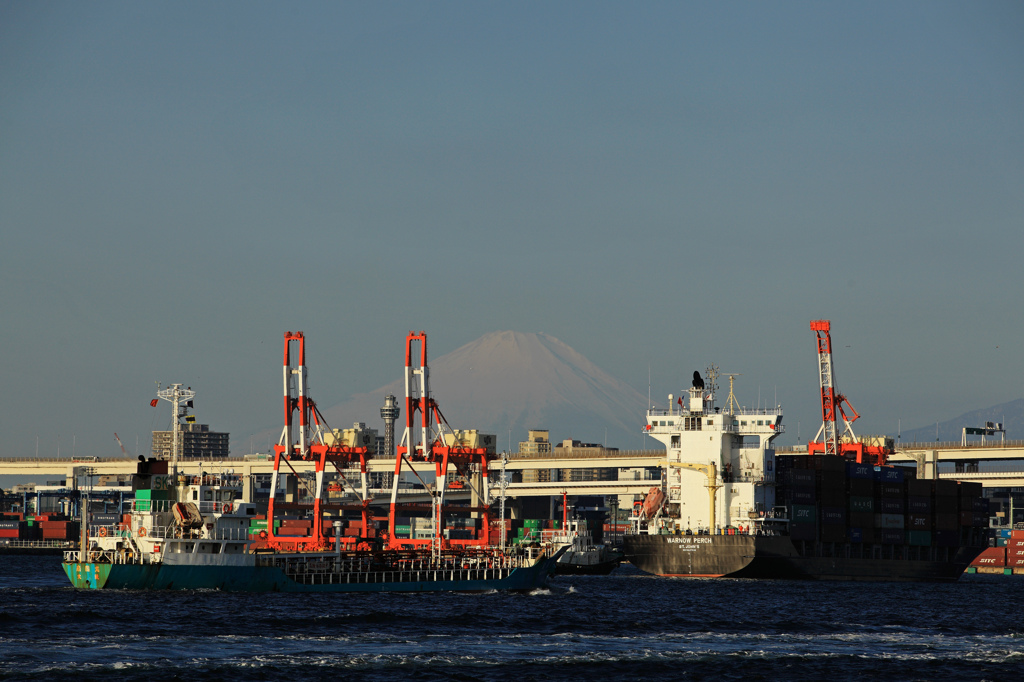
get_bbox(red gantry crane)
[387,331,493,552]
[808,320,891,466]
[263,331,373,552]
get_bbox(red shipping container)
[0,529,19,538]
[1007,548,1024,562]
[1011,529,1024,540]
[972,547,1006,567]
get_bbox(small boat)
[548,517,624,575]
[536,493,623,575]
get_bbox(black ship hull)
[624,534,983,582]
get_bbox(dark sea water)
[0,555,1021,681]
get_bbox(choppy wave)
[1,557,1023,681]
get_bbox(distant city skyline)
[2,2,1022,463]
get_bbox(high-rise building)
[151,423,229,460]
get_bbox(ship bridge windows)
[684,417,702,431]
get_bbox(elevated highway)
[0,451,664,502]
[889,440,1024,488]
[5,439,1023,499]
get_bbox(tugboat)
[543,493,623,575]
[63,332,563,592]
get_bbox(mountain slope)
[899,398,1024,443]
[241,331,651,453]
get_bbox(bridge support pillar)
[909,450,939,480]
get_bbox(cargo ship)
[64,332,562,592]
[623,366,987,581]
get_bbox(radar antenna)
[704,365,719,401]
[723,373,742,415]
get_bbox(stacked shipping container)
[776,455,987,550]
[971,530,1024,572]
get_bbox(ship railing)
[257,547,539,573]
[63,546,161,565]
[196,501,238,514]
[141,524,174,539]
[131,499,176,513]
[210,527,251,541]
[180,474,242,488]
[720,474,770,483]
[647,407,783,418]
[539,529,577,544]
[88,524,132,539]
[254,550,537,585]
[3,539,74,549]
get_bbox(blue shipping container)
[880,467,905,483]
[847,462,874,479]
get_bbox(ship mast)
[156,383,195,475]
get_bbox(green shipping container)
[907,530,932,546]
[249,520,282,530]
[791,505,818,524]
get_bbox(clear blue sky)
[1,1,1021,459]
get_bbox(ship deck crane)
[809,320,890,466]
[661,460,723,532]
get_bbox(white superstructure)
[643,368,784,533]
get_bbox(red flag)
[150,398,159,407]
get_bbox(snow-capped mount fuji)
[309,331,650,452]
